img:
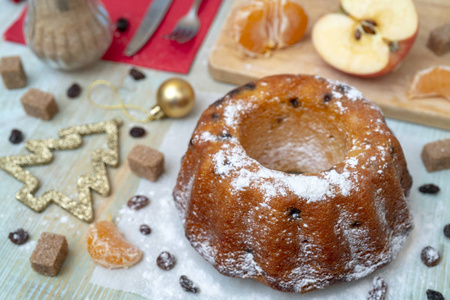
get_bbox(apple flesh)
[312,0,419,78]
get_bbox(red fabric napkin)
[3,0,223,74]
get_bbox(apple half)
[312,0,419,78]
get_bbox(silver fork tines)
[166,0,203,43]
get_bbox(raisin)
[156,251,176,270]
[337,84,349,92]
[444,224,450,238]
[419,184,440,194]
[127,195,150,210]
[129,126,146,138]
[324,93,332,102]
[139,224,151,235]
[289,97,299,107]
[129,68,146,80]
[9,129,24,144]
[67,83,82,98]
[426,289,444,300]
[8,228,29,245]
[367,276,387,300]
[179,275,200,293]
[287,208,301,220]
[351,221,361,227]
[218,131,232,141]
[421,246,440,267]
[116,18,129,32]
[211,113,220,121]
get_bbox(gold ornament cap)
[155,78,195,118]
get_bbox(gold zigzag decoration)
[0,119,122,223]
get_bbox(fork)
[166,0,204,43]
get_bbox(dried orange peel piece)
[86,219,142,269]
[409,66,450,101]
[231,0,308,57]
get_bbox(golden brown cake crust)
[173,74,413,293]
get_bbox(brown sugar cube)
[20,88,58,120]
[128,145,164,182]
[0,56,27,89]
[30,232,68,277]
[427,23,450,56]
[421,139,450,172]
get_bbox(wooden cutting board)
[208,0,450,130]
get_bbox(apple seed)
[364,19,377,27]
[355,29,362,40]
[361,23,376,35]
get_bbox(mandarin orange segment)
[409,66,450,101]
[277,0,308,47]
[86,220,142,269]
[233,3,271,54]
[232,0,308,56]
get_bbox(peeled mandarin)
[232,0,308,56]
[86,220,142,269]
[409,66,450,101]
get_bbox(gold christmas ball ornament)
[155,78,195,118]
[86,78,195,122]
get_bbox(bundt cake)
[173,74,413,293]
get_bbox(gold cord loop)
[86,80,158,123]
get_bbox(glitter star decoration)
[0,119,122,223]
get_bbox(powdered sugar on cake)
[173,75,413,293]
[212,144,354,203]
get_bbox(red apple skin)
[340,24,419,79]
[359,28,419,78]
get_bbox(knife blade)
[124,0,174,57]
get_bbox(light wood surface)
[209,0,450,130]
[0,1,449,299]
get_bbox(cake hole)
[351,221,361,228]
[238,102,350,173]
[287,208,302,220]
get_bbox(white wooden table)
[0,1,449,299]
